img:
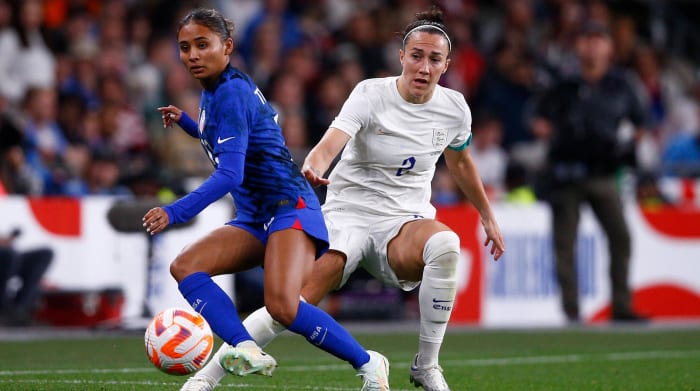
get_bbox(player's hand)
[142,207,170,235]
[302,165,330,187]
[481,217,505,261]
[157,105,183,128]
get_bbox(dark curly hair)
[401,6,452,52]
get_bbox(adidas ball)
[144,307,214,375]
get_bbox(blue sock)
[287,301,370,368]
[178,272,252,346]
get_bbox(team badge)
[432,129,448,148]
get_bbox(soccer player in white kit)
[181,7,505,391]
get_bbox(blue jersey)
[164,66,320,224]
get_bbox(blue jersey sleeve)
[178,111,199,138]
[163,151,244,224]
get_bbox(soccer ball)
[144,307,214,375]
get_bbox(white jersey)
[325,76,472,218]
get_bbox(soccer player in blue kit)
[141,8,390,390]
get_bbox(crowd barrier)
[1,196,698,327]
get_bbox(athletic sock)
[178,272,252,346]
[417,340,442,368]
[244,302,292,347]
[287,301,369,368]
[418,231,460,368]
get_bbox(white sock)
[417,340,442,368]
[417,231,459,368]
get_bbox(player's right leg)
[387,219,459,391]
[180,250,348,391]
[172,224,278,383]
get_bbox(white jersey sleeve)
[448,94,472,150]
[329,79,371,137]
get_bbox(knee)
[169,249,197,282]
[423,231,460,270]
[265,296,300,327]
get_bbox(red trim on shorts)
[292,218,303,230]
[296,196,306,209]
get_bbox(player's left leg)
[183,251,348,391]
[388,219,458,391]
[262,227,389,389]
[218,205,389,389]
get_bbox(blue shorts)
[227,197,329,259]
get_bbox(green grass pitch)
[0,325,698,390]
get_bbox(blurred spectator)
[0,0,56,105]
[0,227,53,326]
[0,0,698,205]
[56,92,87,143]
[282,43,321,89]
[95,74,150,177]
[444,15,485,99]
[475,40,541,150]
[19,87,68,194]
[469,112,508,198]
[147,63,206,180]
[431,161,462,207]
[280,111,310,165]
[539,0,584,79]
[306,72,350,144]
[503,161,537,204]
[610,14,639,69]
[586,0,613,28]
[339,10,388,78]
[268,72,307,119]
[126,34,174,119]
[246,17,284,88]
[532,22,649,323]
[0,102,43,195]
[63,147,132,196]
[239,0,303,72]
[334,45,365,90]
[628,44,689,171]
[58,43,101,110]
[480,0,541,56]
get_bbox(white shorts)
[324,209,424,291]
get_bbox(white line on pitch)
[0,379,362,390]
[0,349,697,378]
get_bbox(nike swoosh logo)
[432,298,453,303]
[217,136,236,144]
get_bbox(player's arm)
[143,151,244,234]
[157,105,199,138]
[301,128,350,186]
[444,147,505,260]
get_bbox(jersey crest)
[432,129,448,149]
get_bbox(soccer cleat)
[219,344,277,377]
[179,374,217,391]
[409,354,450,391]
[357,350,391,390]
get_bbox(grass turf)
[0,325,698,390]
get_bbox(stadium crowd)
[0,0,699,207]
